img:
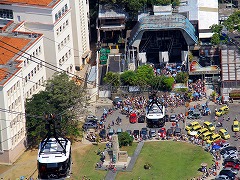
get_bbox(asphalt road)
[93,99,240,148]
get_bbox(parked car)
[215,105,229,117]
[112,96,122,106]
[232,120,239,132]
[133,130,140,139]
[140,128,148,140]
[138,115,145,123]
[108,128,115,137]
[166,128,174,137]
[149,129,156,137]
[185,122,200,131]
[196,128,209,138]
[158,127,166,138]
[86,115,98,122]
[126,130,132,136]
[164,114,170,122]
[170,114,177,122]
[206,133,221,144]
[203,121,215,132]
[223,158,240,170]
[187,109,202,119]
[218,169,236,180]
[220,146,238,156]
[116,128,123,135]
[99,129,106,139]
[201,131,213,141]
[219,129,231,140]
[129,113,137,123]
[224,161,240,171]
[222,151,238,160]
[174,128,181,136]
[82,122,97,130]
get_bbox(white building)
[178,0,219,39]
[0,0,90,79]
[0,21,46,164]
[70,0,91,70]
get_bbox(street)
[92,98,240,148]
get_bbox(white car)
[216,175,230,180]
[220,142,230,150]
[222,151,238,159]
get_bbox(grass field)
[116,141,213,180]
[70,142,138,180]
[0,141,212,180]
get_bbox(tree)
[211,33,221,45]
[120,70,137,86]
[103,72,120,87]
[26,72,86,148]
[175,72,189,84]
[162,76,174,91]
[135,65,155,87]
[150,76,164,90]
[118,132,134,147]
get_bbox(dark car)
[164,114,170,122]
[223,158,240,167]
[149,129,156,138]
[108,128,115,136]
[138,115,145,123]
[220,146,237,155]
[170,114,177,122]
[82,122,97,130]
[133,130,140,139]
[174,128,181,136]
[99,129,106,139]
[140,128,148,140]
[158,127,166,138]
[219,169,236,180]
[112,97,123,106]
[166,128,174,137]
[126,130,132,136]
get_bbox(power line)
[10,20,87,54]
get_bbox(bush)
[118,132,134,147]
[144,162,152,169]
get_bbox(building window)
[25,76,27,83]
[34,67,37,74]
[69,49,71,56]
[31,70,34,77]
[62,7,65,15]
[59,26,62,32]
[64,38,67,44]
[28,73,30,80]
[66,20,69,26]
[58,11,61,19]
[37,64,39,71]
[39,46,41,53]
[65,4,68,11]
[58,44,61,50]
[55,13,58,21]
[40,62,42,68]
[24,60,26,67]
[67,35,70,41]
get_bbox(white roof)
[146,104,165,119]
[37,138,71,163]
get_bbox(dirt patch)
[0,142,90,179]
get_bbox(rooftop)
[99,4,127,19]
[0,20,42,85]
[0,0,60,8]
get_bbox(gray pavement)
[86,97,240,180]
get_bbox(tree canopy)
[26,72,86,147]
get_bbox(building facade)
[178,0,219,40]
[0,21,46,164]
[0,0,90,79]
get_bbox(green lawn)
[116,141,213,180]
[70,142,137,180]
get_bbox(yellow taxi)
[201,131,213,141]
[203,121,215,132]
[232,120,240,132]
[206,133,221,144]
[196,128,209,138]
[187,125,202,136]
[219,129,230,140]
[215,105,229,117]
[185,122,200,131]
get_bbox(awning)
[82,50,91,59]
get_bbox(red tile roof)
[0,36,31,65]
[0,68,8,82]
[0,0,60,7]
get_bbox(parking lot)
[86,97,240,149]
